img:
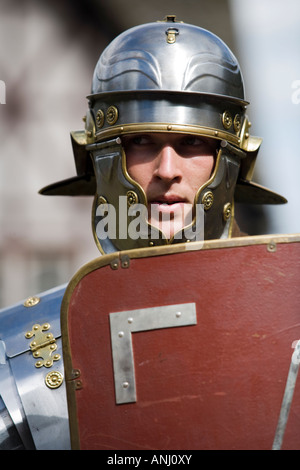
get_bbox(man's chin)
[150,201,187,215]
[148,203,193,239]
[148,219,186,240]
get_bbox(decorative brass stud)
[233,114,241,133]
[223,202,232,221]
[222,111,232,130]
[127,190,138,206]
[96,109,105,129]
[201,191,214,211]
[45,371,64,389]
[106,105,119,125]
[24,296,40,308]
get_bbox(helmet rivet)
[106,105,119,125]
[127,191,138,206]
[223,202,232,221]
[167,125,172,131]
[201,191,214,211]
[96,109,105,129]
[222,111,232,130]
[233,114,241,133]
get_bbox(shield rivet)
[122,382,129,389]
[267,242,277,253]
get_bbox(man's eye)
[132,135,151,145]
[182,137,203,146]
[122,135,150,147]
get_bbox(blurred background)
[0,0,299,307]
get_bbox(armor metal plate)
[0,284,70,450]
[61,234,300,450]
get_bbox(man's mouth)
[150,195,187,204]
[149,196,189,214]
[156,200,183,206]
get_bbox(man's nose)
[154,145,182,182]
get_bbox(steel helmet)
[40,16,286,253]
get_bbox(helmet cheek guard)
[197,146,241,240]
[39,17,287,254]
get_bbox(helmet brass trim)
[95,122,242,148]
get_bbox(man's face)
[123,133,217,239]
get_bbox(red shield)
[61,234,300,450]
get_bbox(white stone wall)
[0,2,100,307]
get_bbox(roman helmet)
[40,16,286,254]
